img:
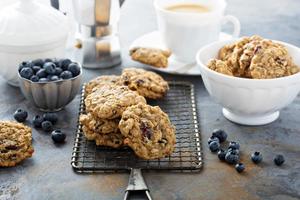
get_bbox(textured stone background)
[0,0,299,200]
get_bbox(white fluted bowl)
[196,39,300,125]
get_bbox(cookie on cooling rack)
[120,68,169,99]
[82,125,124,148]
[80,113,120,135]
[119,103,176,160]
[0,121,34,167]
[85,75,122,96]
[85,85,147,119]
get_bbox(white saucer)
[130,31,232,75]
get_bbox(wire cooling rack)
[71,82,202,173]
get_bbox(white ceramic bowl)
[196,39,300,125]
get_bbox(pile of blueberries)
[208,129,285,173]
[14,109,66,143]
[18,58,81,82]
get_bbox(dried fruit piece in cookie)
[0,121,34,167]
[130,47,171,68]
[82,125,124,148]
[119,103,176,160]
[121,68,169,99]
[85,85,146,119]
[85,75,122,96]
[80,113,120,134]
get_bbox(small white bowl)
[196,39,300,125]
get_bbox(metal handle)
[124,168,152,200]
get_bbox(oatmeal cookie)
[85,75,122,96]
[249,39,299,79]
[119,103,176,160]
[0,121,34,167]
[80,113,119,134]
[82,125,124,148]
[207,59,234,76]
[130,47,171,68]
[121,68,169,99]
[85,85,146,119]
[219,35,263,76]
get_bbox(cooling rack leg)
[124,168,152,200]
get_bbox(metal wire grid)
[71,82,202,173]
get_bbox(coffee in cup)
[154,0,241,63]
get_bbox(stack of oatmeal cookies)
[80,68,176,160]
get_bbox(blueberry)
[50,75,60,81]
[43,113,58,124]
[30,75,39,82]
[44,58,53,63]
[59,59,72,71]
[60,71,73,79]
[36,69,47,78]
[51,130,66,143]
[18,61,28,72]
[53,60,60,67]
[54,67,63,76]
[39,78,48,82]
[20,67,34,79]
[41,120,53,132]
[208,136,220,145]
[43,62,56,75]
[228,148,240,155]
[32,115,44,128]
[209,141,220,152]
[228,141,240,150]
[32,66,42,73]
[274,154,285,166]
[13,109,28,122]
[235,163,245,173]
[225,151,239,164]
[217,149,227,161]
[251,151,263,164]
[18,61,33,72]
[68,63,81,77]
[32,59,44,67]
[212,129,227,143]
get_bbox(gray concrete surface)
[0,0,300,199]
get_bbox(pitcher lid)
[0,0,70,46]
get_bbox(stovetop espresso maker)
[51,0,123,69]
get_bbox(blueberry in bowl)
[18,58,82,112]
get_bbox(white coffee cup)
[154,0,241,63]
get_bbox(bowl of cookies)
[196,35,300,125]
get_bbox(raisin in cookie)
[130,47,171,68]
[85,85,146,119]
[121,68,169,99]
[119,103,176,160]
[80,113,119,134]
[82,125,124,148]
[85,75,122,96]
[0,121,34,167]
